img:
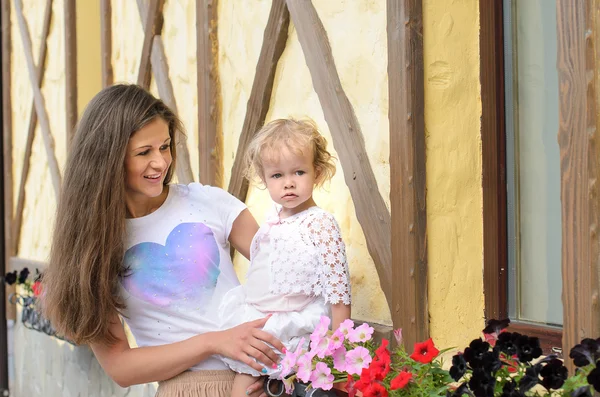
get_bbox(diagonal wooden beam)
[134,0,194,184]
[197,0,220,186]
[13,0,53,255]
[387,0,428,347]
[286,0,392,306]
[556,0,600,372]
[100,0,113,88]
[228,0,289,201]
[14,0,61,200]
[151,36,194,183]
[64,0,77,147]
[137,0,164,89]
[2,0,13,261]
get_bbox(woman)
[41,84,284,397]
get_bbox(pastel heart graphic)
[122,222,220,308]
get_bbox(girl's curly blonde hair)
[245,118,336,187]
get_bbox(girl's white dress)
[219,205,351,377]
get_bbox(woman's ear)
[314,165,323,184]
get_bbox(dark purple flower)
[4,271,17,285]
[500,381,524,397]
[482,350,502,373]
[495,332,519,357]
[540,358,568,390]
[450,354,467,381]
[468,369,495,397]
[464,339,491,369]
[570,339,600,367]
[18,267,29,284]
[518,365,541,393]
[514,334,542,362]
[587,365,600,392]
[483,318,511,335]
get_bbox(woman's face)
[124,118,172,202]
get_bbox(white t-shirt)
[119,183,246,371]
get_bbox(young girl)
[41,84,284,397]
[219,119,352,396]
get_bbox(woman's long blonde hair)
[41,84,182,345]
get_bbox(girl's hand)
[213,316,285,373]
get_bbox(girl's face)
[124,118,172,203]
[262,146,318,217]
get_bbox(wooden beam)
[387,0,427,345]
[100,0,113,88]
[556,0,600,371]
[480,0,507,321]
[14,0,61,200]
[134,1,194,184]
[151,36,194,184]
[136,0,164,89]
[13,0,53,255]
[227,0,289,201]
[196,0,220,186]
[286,0,392,306]
[64,0,77,147]
[2,0,13,260]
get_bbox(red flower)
[410,338,440,364]
[370,357,390,380]
[375,339,391,360]
[346,375,358,397]
[363,382,388,397]
[355,368,375,391]
[390,370,413,390]
[31,281,42,297]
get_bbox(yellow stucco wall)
[423,0,485,347]
[11,0,486,345]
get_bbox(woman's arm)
[228,208,259,260]
[91,313,285,388]
[331,303,351,330]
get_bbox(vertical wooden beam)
[556,0,600,371]
[286,0,392,307]
[13,0,53,255]
[480,0,508,321]
[228,0,289,201]
[197,0,220,186]
[64,0,77,147]
[14,0,61,200]
[1,0,12,261]
[100,0,113,88]
[151,36,194,183]
[387,0,428,345]
[137,0,164,89]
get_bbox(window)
[503,0,562,327]
[480,0,563,352]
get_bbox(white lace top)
[244,205,351,309]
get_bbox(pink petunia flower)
[310,362,334,390]
[348,323,374,343]
[345,346,372,375]
[333,346,347,372]
[282,374,296,394]
[296,351,315,383]
[394,328,403,345]
[313,316,331,338]
[328,329,345,351]
[338,319,355,337]
[310,333,332,359]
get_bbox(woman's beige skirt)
[156,370,235,397]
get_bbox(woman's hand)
[246,377,268,397]
[213,316,285,373]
